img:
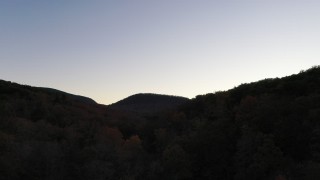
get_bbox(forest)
[1,66,320,180]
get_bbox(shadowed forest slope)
[38,87,97,105]
[1,66,320,180]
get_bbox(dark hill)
[178,66,320,179]
[109,93,190,113]
[1,66,320,180]
[0,79,104,127]
[38,87,97,104]
[0,80,96,105]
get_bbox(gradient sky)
[1,0,319,104]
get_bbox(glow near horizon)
[0,0,319,104]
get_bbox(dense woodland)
[1,66,320,180]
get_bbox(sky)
[1,0,319,104]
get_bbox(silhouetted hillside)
[39,87,97,104]
[109,93,189,113]
[0,80,96,104]
[178,66,320,180]
[1,66,320,180]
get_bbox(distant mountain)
[109,93,190,113]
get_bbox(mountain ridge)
[38,87,97,105]
[0,79,97,105]
[1,66,320,180]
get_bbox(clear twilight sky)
[0,0,319,104]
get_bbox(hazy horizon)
[1,65,317,106]
[1,0,319,104]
